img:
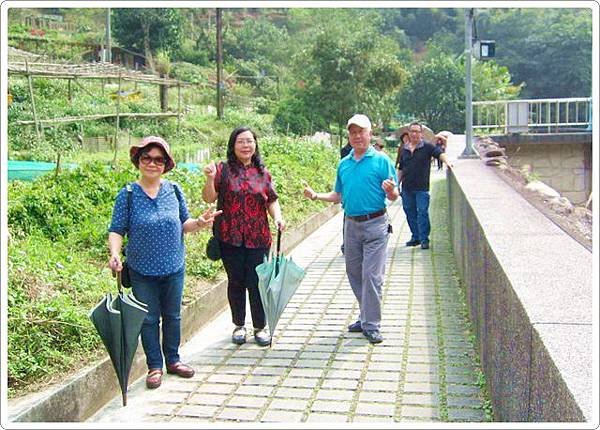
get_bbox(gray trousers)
[343,214,390,331]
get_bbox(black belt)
[346,209,387,222]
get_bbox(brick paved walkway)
[89,174,489,424]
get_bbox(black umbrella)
[90,272,147,406]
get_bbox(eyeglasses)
[140,153,166,166]
[235,139,255,145]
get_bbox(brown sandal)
[146,368,163,389]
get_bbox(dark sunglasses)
[140,153,166,166]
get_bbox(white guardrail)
[473,97,592,134]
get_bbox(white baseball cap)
[346,114,372,130]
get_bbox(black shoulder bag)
[206,162,228,261]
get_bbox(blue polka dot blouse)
[109,180,190,276]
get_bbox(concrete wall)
[447,159,593,422]
[493,133,592,205]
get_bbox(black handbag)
[206,162,228,261]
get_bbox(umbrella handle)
[275,228,282,277]
[276,227,282,257]
[116,270,123,294]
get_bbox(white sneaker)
[232,326,246,345]
[254,328,271,347]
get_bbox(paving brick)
[355,402,395,417]
[448,407,486,422]
[311,400,351,413]
[403,382,440,394]
[401,405,439,419]
[177,404,217,417]
[353,415,396,422]
[274,387,314,399]
[288,368,324,378]
[358,391,396,403]
[243,375,280,386]
[446,384,481,396]
[368,361,402,372]
[361,380,398,392]
[235,384,274,397]
[294,359,327,369]
[281,377,319,388]
[321,378,359,390]
[305,413,348,422]
[315,389,354,401]
[260,410,304,422]
[227,395,268,408]
[327,369,362,379]
[207,373,245,384]
[269,398,310,411]
[447,396,484,408]
[188,393,228,406]
[330,360,365,370]
[217,406,260,421]
[404,372,439,383]
[252,366,287,376]
[197,383,236,394]
[445,373,478,384]
[363,371,401,381]
[400,392,439,406]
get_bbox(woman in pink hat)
[107,136,221,390]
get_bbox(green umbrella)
[256,230,306,346]
[90,272,147,406]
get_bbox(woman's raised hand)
[196,206,223,228]
[203,161,217,179]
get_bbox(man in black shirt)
[340,140,352,158]
[397,122,452,249]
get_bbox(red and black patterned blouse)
[215,160,278,249]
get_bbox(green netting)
[8,161,76,181]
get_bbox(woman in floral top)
[202,126,285,346]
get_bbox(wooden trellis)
[8,59,204,164]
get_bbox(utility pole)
[216,8,223,119]
[461,8,477,158]
[105,8,112,63]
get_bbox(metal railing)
[473,97,592,134]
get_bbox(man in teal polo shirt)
[303,114,399,344]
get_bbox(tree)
[399,50,521,133]
[275,9,407,139]
[476,8,592,98]
[399,55,465,133]
[111,9,184,73]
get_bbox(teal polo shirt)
[334,146,398,217]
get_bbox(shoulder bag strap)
[213,162,228,239]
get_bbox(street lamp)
[461,9,496,158]
[461,8,476,158]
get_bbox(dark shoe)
[254,328,271,347]
[406,239,421,247]
[347,320,362,333]
[363,329,384,344]
[232,326,246,345]
[421,241,430,249]
[166,362,195,378]
[146,368,163,389]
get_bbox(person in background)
[434,133,449,170]
[108,136,221,390]
[303,114,398,344]
[202,126,285,347]
[340,139,352,159]
[395,131,409,179]
[397,122,453,250]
